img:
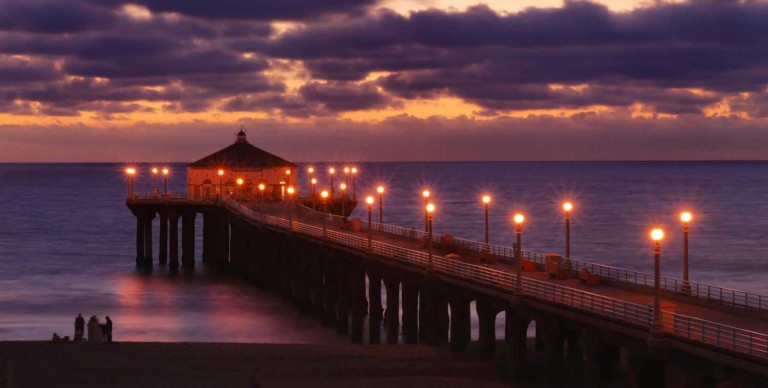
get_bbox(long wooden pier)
[127,194,768,386]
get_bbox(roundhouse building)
[187,130,297,200]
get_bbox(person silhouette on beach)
[87,315,103,343]
[104,316,113,343]
[74,314,85,341]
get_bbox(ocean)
[1,162,767,341]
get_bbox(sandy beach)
[0,341,508,387]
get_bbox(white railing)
[290,202,768,313]
[221,197,768,360]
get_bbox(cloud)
[84,0,380,21]
[265,1,768,114]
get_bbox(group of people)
[73,314,113,343]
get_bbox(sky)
[1,0,767,162]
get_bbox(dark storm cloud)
[84,0,379,20]
[265,1,768,114]
[0,0,115,33]
[1,0,768,118]
[299,81,392,112]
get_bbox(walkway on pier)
[237,198,768,360]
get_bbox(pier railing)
[291,202,768,313]
[222,197,768,360]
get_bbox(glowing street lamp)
[680,212,692,294]
[258,183,266,221]
[482,195,491,248]
[351,167,358,200]
[366,196,374,252]
[563,202,573,261]
[321,190,329,239]
[311,178,317,208]
[340,183,348,218]
[125,168,136,198]
[286,186,295,230]
[162,168,169,196]
[307,167,315,194]
[236,178,244,202]
[217,169,224,197]
[422,190,431,232]
[285,169,292,186]
[377,185,385,223]
[329,167,336,197]
[514,214,525,293]
[427,203,436,270]
[651,228,664,333]
[151,168,159,196]
[343,167,350,190]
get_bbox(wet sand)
[0,341,507,387]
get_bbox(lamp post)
[563,202,573,261]
[258,183,266,222]
[514,214,524,294]
[344,167,350,189]
[329,167,335,197]
[351,167,358,200]
[151,168,158,197]
[482,195,491,249]
[321,190,329,240]
[285,169,291,186]
[422,190,430,232]
[236,178,244,205]
[427,203,435,270]
[287,186,295,230]
[125,168,136,198]
[307,167,315,194]
[311,178,317,209]
[377,186,384,223]
[162,168,169,196]
[340,183,348,218]
[651,228,664,333]
[681,212,692,294]
[366,196,374,252]
[217,169,224,197]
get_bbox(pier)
[126,193,768,387]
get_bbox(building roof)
[188,131,297,169]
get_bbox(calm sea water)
[0,162,767,341]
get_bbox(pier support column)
[158,212,168,265]
[217,215,230,265]
[418,292,427,343]
[542,318,567,386]
[322,252,338,327]
[420,274,440,346]
[310,252,326,321]
[143,213,155,269]
[477,297,499,359]
[448,293,471,353]
[367,269,382,344]
[582,328,620,387]
[504,313,530,381]
[437,293,449,344]
[135,215,145,268]
[401,278,420,344]
[335,261,349,335]
[202,212,214,264]
[629,352,666,388]
[168,212,180,271]
[181,212,196,269]
[349,264,366,344]
[383,274,400,344]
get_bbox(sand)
[0,341,508,387]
